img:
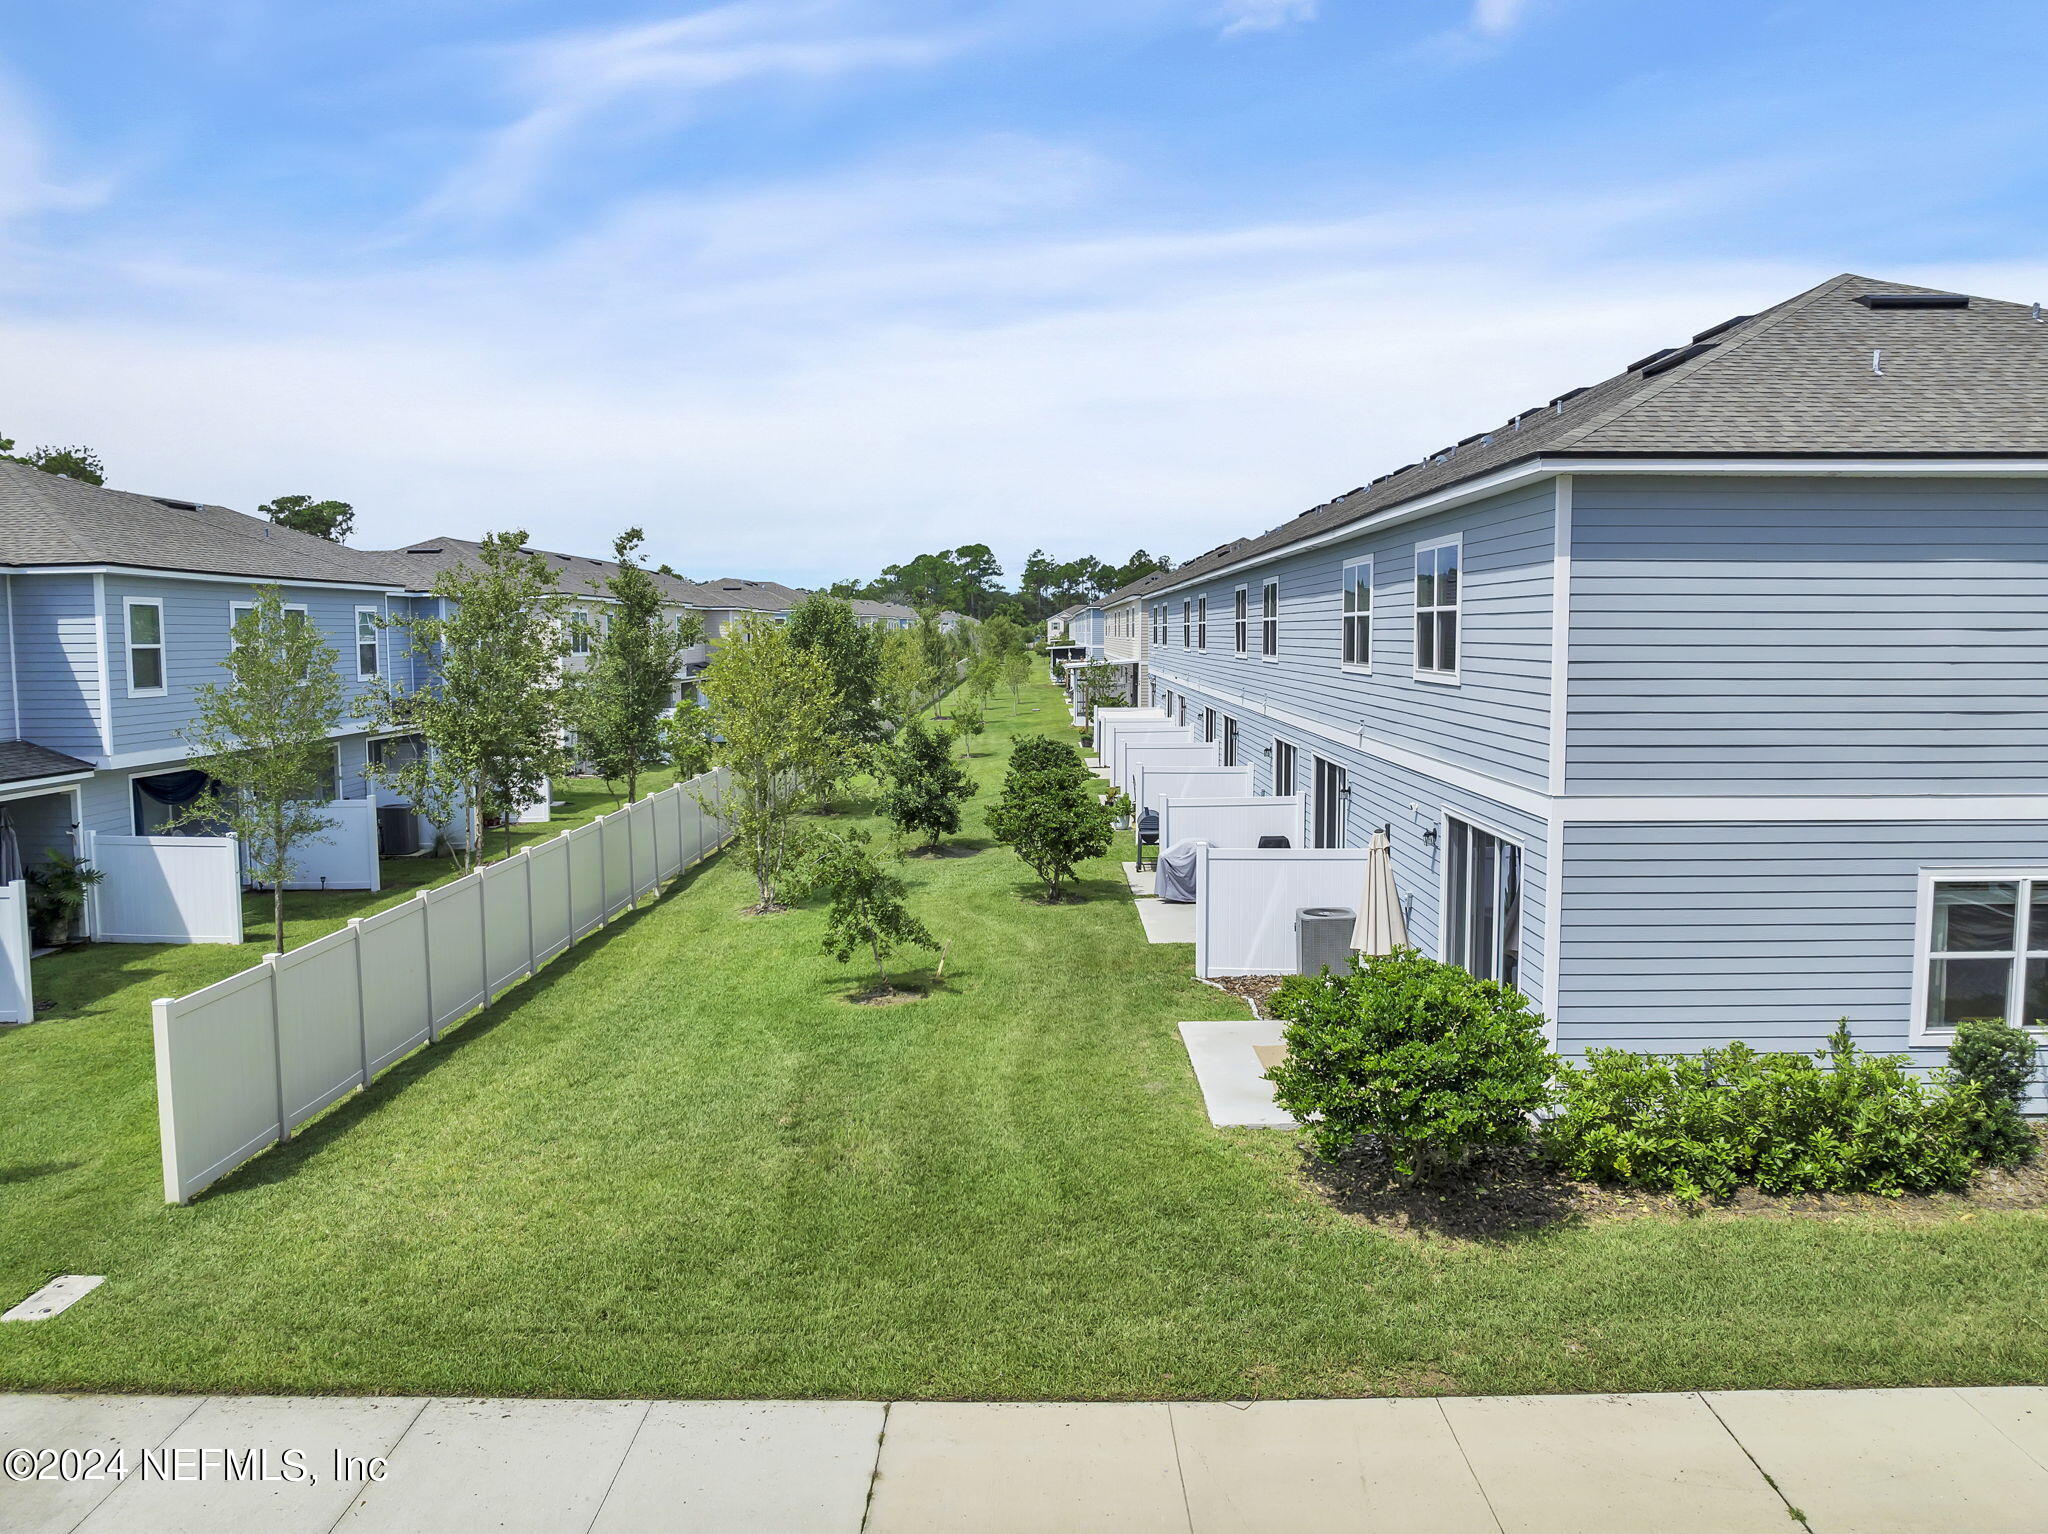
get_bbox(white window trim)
[1271,735,1297,799]
[1435,808,1529,994]
[229,598,309,644]
[1232,584,1248,656]
[354,605,380,681]
[1909,867,2048,1043]
[123,597,167,698]
[1340,555,1373,675]
[1196,595,1208,651]
[1260,577,1279,661]
[1413,533,1462,686]
[1181,599,1191,649]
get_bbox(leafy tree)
[812,829,938,994]
[177,589,348,949]
[701,614,840,911]
[1,432,105,485]
[377,530,569,868]
[787,594,886,811]
[571,529,701,802]
[362,730,464,860]
[260,494,356,542]
[950,676,988,757]
[876,627,937,733]
[881,719,977,851]
[659,696,715,781]
[1073,661,1127,726]
[985,736,1118,900]
[1000,647,1032,712]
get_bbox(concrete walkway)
[5,1388,2045,1532]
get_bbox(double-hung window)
[1232,586,1248,654]
[1414,536,1461,680]
[124,598,165,696]
[229,599,309,646]
[1181,600,1191,648]
[1196,596,1208,650]
[1341,557,1372,670]
[1916,874,2048,1038]
[1261,579,1278,658]
[571,609,592,655]
[355,607,380,680]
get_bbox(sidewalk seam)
[1164,1404,1198,1534]
[582,1399,655,1534]
[318,1396,431,1534]
[1698,1392,1811,1528]
[1955,1386,2048,1475]
[61,1393,212,1534]
[1433,1400,1507,1534]
[858,1400,892,1532]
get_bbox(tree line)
[827,543,1175,623]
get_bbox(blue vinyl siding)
[1147,675,1552,1008]
[100,577,390,759]
[1567,475,2048,794]
[1557,818,2048,1095]
[10,573,103,755]
[1148,482,1557,793]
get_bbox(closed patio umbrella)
[1351,827,1408,955]
[0,810,19,884]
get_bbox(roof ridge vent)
[1638,340,1718,378]
[1692,313,1751,343]
[1854,292,1969,309]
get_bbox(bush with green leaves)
[880,718,977,852]
[1266,950,1557,1179]
[1542,1023,1985,1202]
[985,738,1118,900]
[1948,1018,2038,1166]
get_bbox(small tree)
[1074,662,1125,730]
[362,731,463,858]
[880,719,977,852]
[178,589,348,949]
[571,528,700,803]
[813,830,937,995]
[702,614,840,911]
[985,739,1118,900]
[659,696,715,782]
[950,690,986,758]
[260,494,355,542]
[1000,647,1031,711]
[377,530,569,868]
[876,627,937,734]
[788,595,887,749]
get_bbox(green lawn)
[3,683,2046,1401]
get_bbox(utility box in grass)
[1295,907,1354,976]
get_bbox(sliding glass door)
[1443,817,1522,988]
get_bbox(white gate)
[1159,794,1305,851]
[1134,764,1253,817]
[0,880,31,1022]
[242,799,380,892]
[85,831,244,945]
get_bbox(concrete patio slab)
[1441,1391,1791,1533]
[337,1397,646,1533]
[1171,1399,1496,1533]
[1121,860,1156,897]
[588,1400,883,1534]
[0,1394,203,1533]
[1707,1387,2048,1532]
[1135,897,1197,944]
[78,1396,422,1534]
[1177,1020,1294,1127]
[864,1402,1186,1533]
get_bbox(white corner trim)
[1546,474,1571,796]
[91,574,113,754]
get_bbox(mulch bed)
[847,984,927,1007]
[1209,974,1286,1017]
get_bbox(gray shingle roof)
[1157,272,2048,590]
[0,461,401,586]
[0,739,93,786]
[377,535,732,607]
[850,598,918,621]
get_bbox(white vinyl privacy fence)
[0,880,30,1023]
[86,832,244,944]
[1113,732,1201,796]
[1091,709,1168,765]
[1159,794,1305,852]
[1193,844,1373,978]
[1133,764,1252,818]
[244,798,380,892]
[151,767,734,1204]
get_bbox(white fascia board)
[1145,454,2048,598]
[8,564,410,595]
[0,770,95,799]
[95,719,376,771]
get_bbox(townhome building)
[0,461,408,932]
[1146,272,2048,1063]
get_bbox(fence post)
[265,952,289,1143]
[349,918,370,1089]
[523,850,537,978]
[419,889,439,1043]
[477,865,491,1003]
[596,812,609,925]
[152,997,186,1204]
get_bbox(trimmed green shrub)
[1266,950,1557,1178]
[1543,1023,1983,1202]
[1949,1018,2038,1167]
[1008,733,1087,782]
[987,738,1118,900]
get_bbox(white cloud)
[414,1,974,225]
[1215,0,1317,37]
[0,135,1874,586]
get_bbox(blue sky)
[2,0,2045,584]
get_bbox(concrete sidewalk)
[5,1388,2046,1532]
